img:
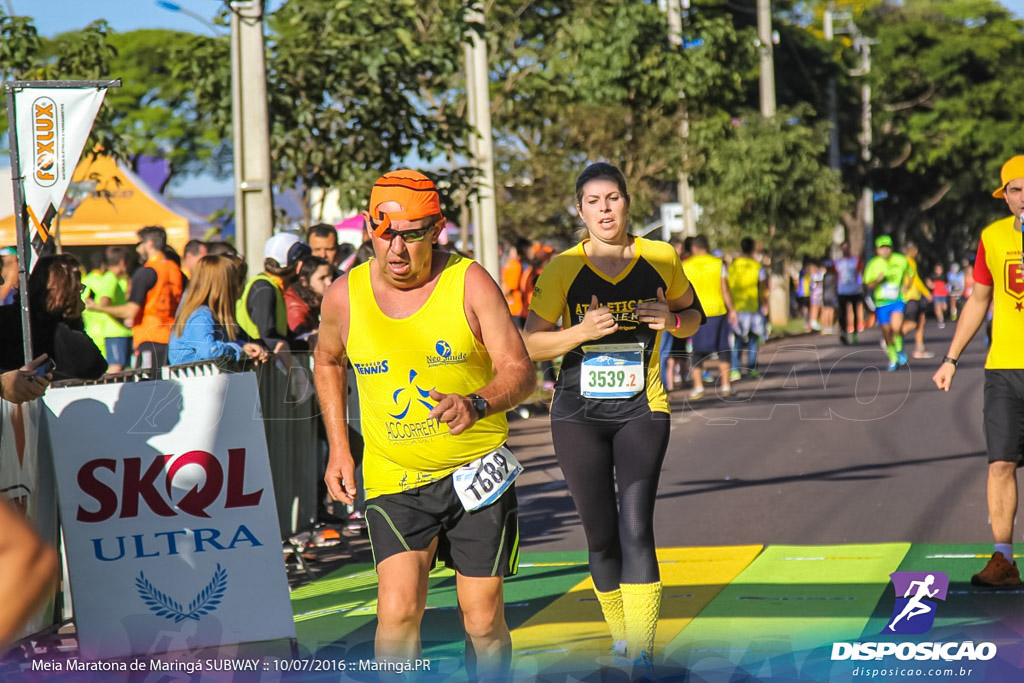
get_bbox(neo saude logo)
[830,571,997,663]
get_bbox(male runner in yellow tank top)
[314,170,534,677]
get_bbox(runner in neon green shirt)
[863,235,912,371]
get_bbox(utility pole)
[824,6,840,171]
[855,35,874,259]
[230,1,275,273]
[757,0,776,118]
[464,4,500,282]
[824,5,843,257]
[666,0,696,239]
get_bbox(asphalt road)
[511,322,999,553]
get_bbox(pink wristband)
[671,313,681,331]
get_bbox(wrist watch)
[468,394,489,419]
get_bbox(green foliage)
[861,0,1024,261]
[694,107,850,258]
[0,13,118,155]
[107,30,231,190]
[490,0,755,241]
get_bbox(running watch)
[468,394,489,419]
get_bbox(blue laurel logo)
[435,340,452,358]
[136,563,228,623]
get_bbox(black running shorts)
[365,474,519,577]
[983,369,1024,466]
[904,298,925,321]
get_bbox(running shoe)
[688,388,705,401]
[850,333,858,344]
[971,552,1022,588]
[747,369,762,379]
[897,351,908,366]
[729,369,741,382]
[720,386,733,397]
[702,370,714,383]
[631,651,656,681]
[887,360,899,372]
[937,322,945,329]
[912,349,935,360]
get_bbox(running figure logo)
[883,571,949,635]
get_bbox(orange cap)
[992,156,1024,198]
[368,170,443,237]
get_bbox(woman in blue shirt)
[169,255,268,365]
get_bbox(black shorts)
[365,473,519,577]
[134,341,168,370]
[983,370,1024,466]
[838,293,863,307]
[904,299,926,320]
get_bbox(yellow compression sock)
[620,581,662,659]
[594,587,627,650]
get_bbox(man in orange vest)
[86,226,183,370]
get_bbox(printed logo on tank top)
[574,297,655,332]
[354,359,390,375]
[426,339,468,367]
[384,368,442,442]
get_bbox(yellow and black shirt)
[530,237,690,422]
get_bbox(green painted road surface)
[289,544,1024,682]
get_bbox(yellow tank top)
[684,254,727,316]
[728,256,762,313]
[347,254,508,498]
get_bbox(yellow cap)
[992,156,1024,198]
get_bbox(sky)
[13,0,1024,196]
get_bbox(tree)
[859,0,1024,263]
[486,0,755,241]
[181,0,475,227]
[0,13,118,157]
[694,107,850,259]
[106,30,231,192]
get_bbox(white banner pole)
[4,79,120,364]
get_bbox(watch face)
[472,395,488,417]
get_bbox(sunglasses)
[370,217,440,244]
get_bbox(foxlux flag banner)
[43,373,296,660]
[12,84,107,268]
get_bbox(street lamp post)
[153,1,223,35]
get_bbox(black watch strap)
[942,356,958,367]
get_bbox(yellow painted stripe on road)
[663,543,910,671]
[510,545,762,670]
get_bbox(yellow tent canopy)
[0,155,208,254]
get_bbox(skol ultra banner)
[43,373,296,660]
[11,84,108,269]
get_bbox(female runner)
[523,162,702,668]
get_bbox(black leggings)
[551,413,671,592]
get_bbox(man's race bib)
[878,283,900,301]
[580,343,645,399]
[453,446,522,512]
